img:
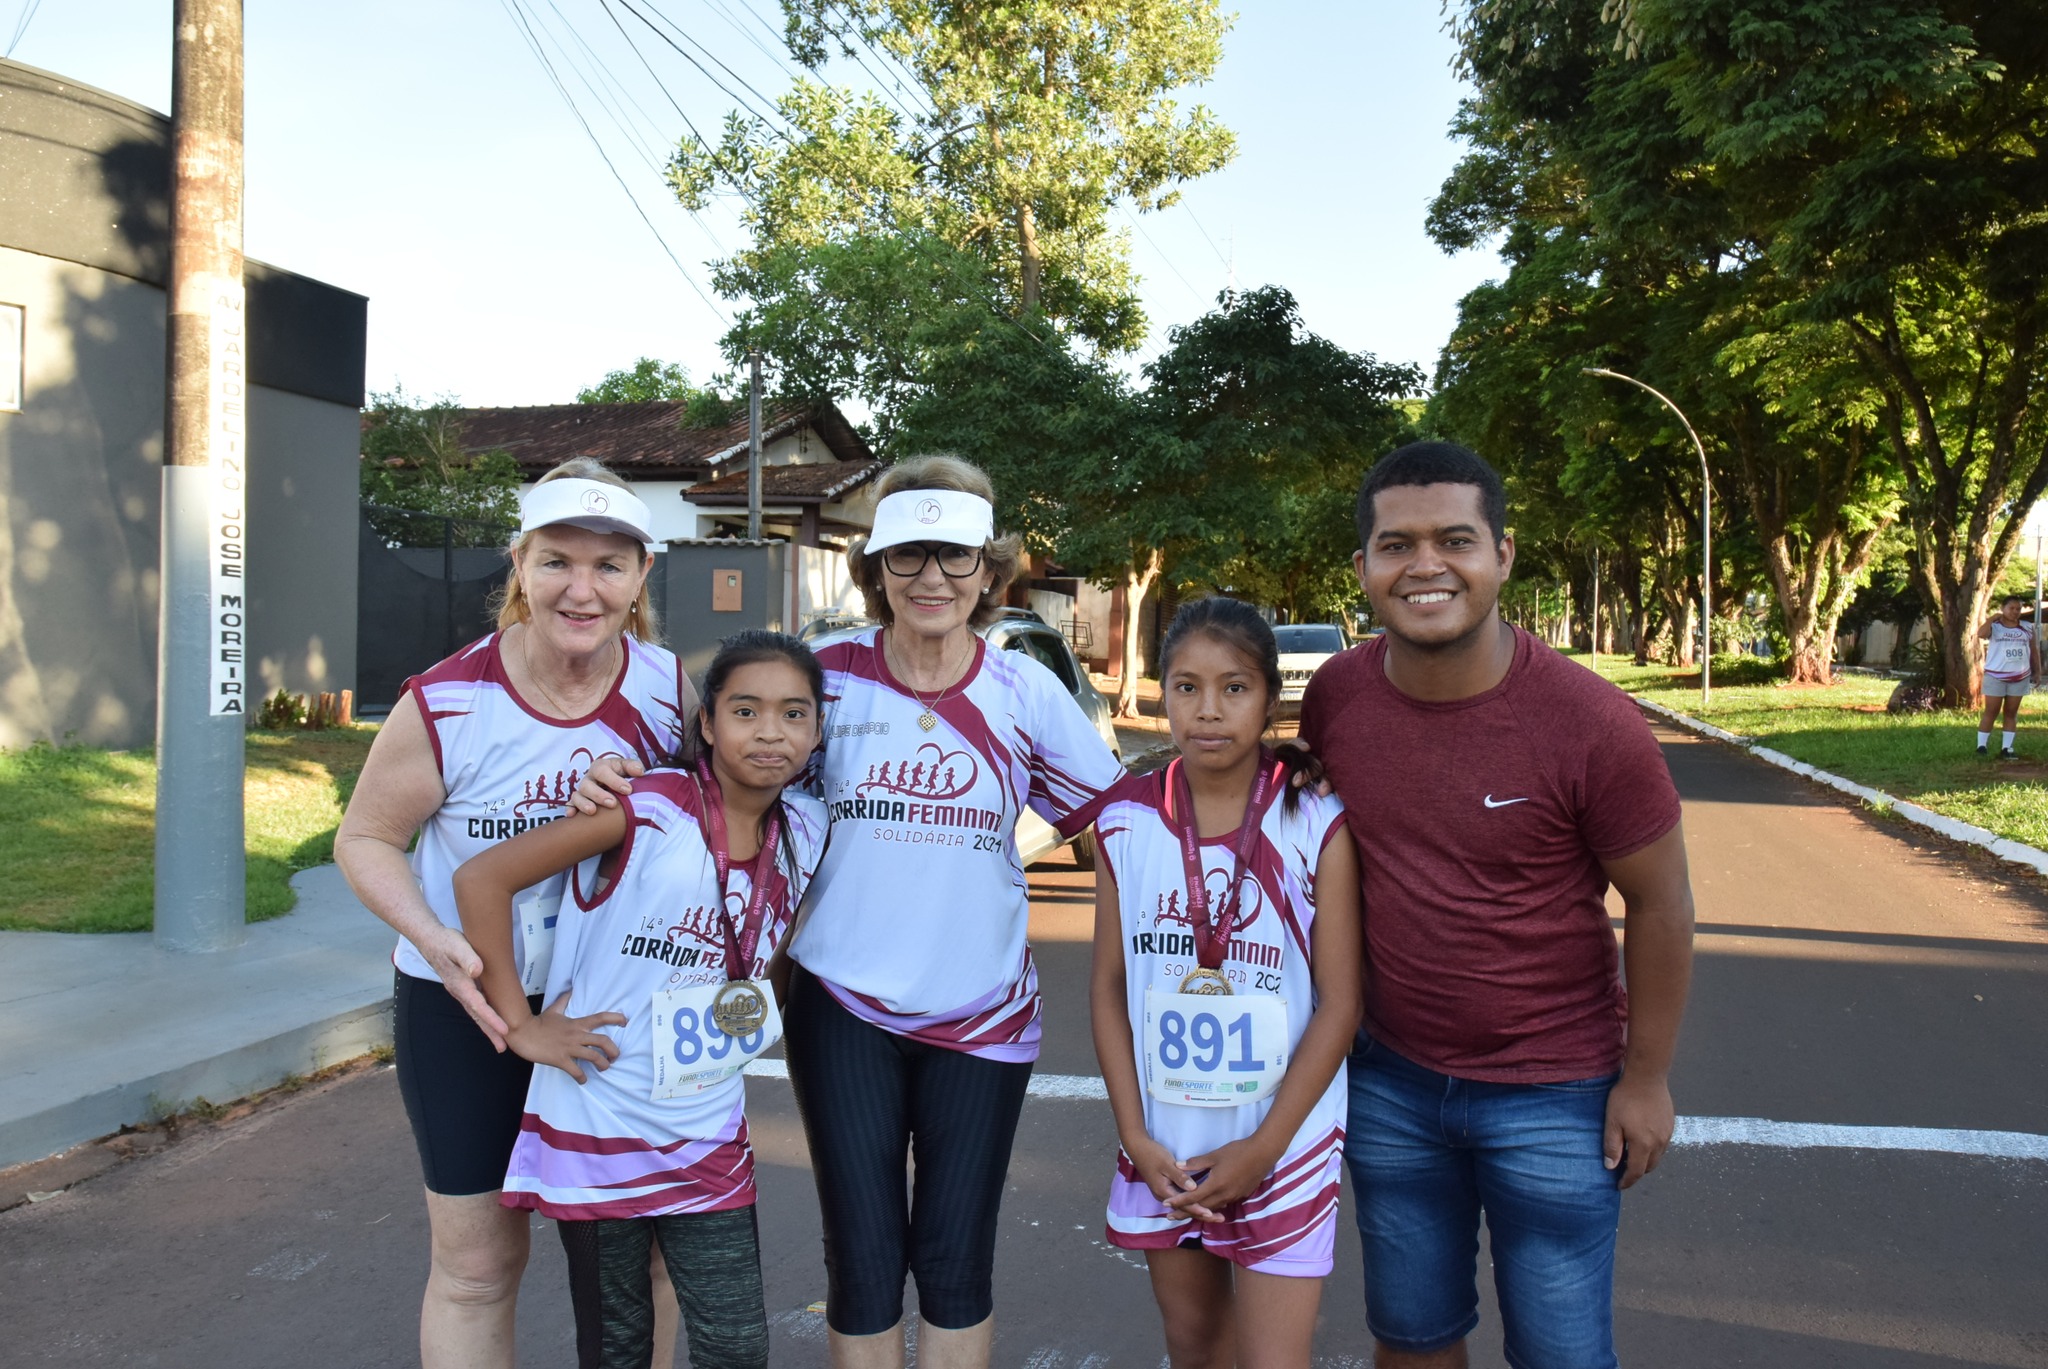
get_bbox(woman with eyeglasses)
[788,455,1123,1368]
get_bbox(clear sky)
[8,1,1503,408]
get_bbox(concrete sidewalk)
[0,866,395,1170]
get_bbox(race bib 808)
[1140,988,1289,1108]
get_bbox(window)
[1010,627,1081,692]
[0,304,20,412]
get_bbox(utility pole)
[156,0,247,952]
[746,348,762,540]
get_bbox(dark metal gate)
[355,505,517,712]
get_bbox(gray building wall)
[0,59,365,748]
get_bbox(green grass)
[0,727,376,933]
[1580,654,2048,850]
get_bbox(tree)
[576,358,743,426]
[893,302,1197,714]
[359,387,521,544]
[671,0,1236,427]
[1143,287,1420,623]
[898,286,1417,712]
[1430,0,1935,682]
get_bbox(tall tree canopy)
[576,357,741,425]
[1429,0,2046,693]
[670,0,1236,433]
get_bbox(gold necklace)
[883,631,970,732]
[520,630,616,719]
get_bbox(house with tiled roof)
[456,398,882,547]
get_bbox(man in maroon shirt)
[1299,441,1694,1369]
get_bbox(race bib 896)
[649,981,783,1099]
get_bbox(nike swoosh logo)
[1483,795,1530,808]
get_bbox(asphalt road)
[5,721,2047,1367]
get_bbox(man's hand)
[569,754,644,815]
[1272,737,1334,797]
[416,923,510,1051]
[1603,1069,1675,1189]
[1168,1135,1285,1222]
[506,995,627,1084]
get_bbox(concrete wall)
[247,388,358,703]
[0,246,163,747]
[0,245,360,746]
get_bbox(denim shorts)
[1344,1035,1622,1369]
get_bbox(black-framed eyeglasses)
[881,542,984,578]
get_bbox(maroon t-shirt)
[1299,628,1681,1082]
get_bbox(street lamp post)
[1584,367,1713,708]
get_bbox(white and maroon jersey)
[1098,767,1349,1275]
[397,632,692,985]
[1987,621,2035,681]
[789,627,1123,1062]
[501,772,827,1220]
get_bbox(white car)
[1273,623,1348,712]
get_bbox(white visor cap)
[519,478,655,550]
[865,489,995,554]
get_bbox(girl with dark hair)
[1089,598,1362,1368]
[450,631,828,1369]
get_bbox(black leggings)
[558,1207,768,1369]
[783,967,1033,1336]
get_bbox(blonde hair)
[495,457,661,642]
[847,455,1022,629]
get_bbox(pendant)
[1178,967,1233,996]
[710,979,770,1037]
[918,711,938,732]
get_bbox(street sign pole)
[155,0,247,951]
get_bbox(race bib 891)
[1140,988,1289,1108]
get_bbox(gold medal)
[710,979,769,1037]
[1178,967,1233,996]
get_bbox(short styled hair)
[2002,593,2027,608]
[1354,441,1509,550]
[847,455,1022,629]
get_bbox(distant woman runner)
[336,458,692,1368]
[1977,593,2041,759]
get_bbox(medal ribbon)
[694,760,782,982]
[1168,747,1281,971]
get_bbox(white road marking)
[745,1060,2048,1158]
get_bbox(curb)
[0,1000,394,1173]
[1630,696,2048,880]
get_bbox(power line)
[614,0,801,143]
[500,0,731,324]
[5,0,43,59]
[1120,204,1207,305]
[1180,202,1231,272]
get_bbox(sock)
[2004,731,2017,751]
[1979,731,1991,747]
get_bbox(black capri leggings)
[783,966,1033,1336]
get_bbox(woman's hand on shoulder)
[569,753,645,815]
[506,994,628,1083]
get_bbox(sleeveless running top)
[397,631,691,985]
[1986,621,2034,681]
[789,628,1123,1062]
[503,772,828,1219]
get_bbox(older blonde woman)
[336,458,692,1368]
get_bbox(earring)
[981,587,990,595]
